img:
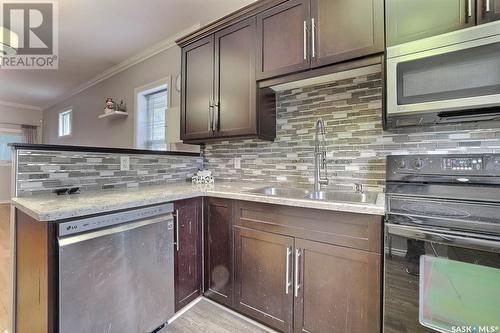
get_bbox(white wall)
[0,104,43,202]
[43,45,198,153]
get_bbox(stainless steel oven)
[384,154,500,333]
[386,21,500,127]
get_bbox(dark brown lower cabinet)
[204,197,233,307]
[293,238,381,333]
[234,227,294,333]
[174,198,203,312]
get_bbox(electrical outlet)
[120,156,130,171]
[234,157,241,170]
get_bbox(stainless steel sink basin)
[306,191,378,204]
[248,186,310,198]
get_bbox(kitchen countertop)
[11,182,386,221]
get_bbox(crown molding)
[43,23,201,110]
[0,100,42,111]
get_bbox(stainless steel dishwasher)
[57,203,175,333]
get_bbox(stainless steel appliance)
[384,154,500,333]
[57,204,175,333]
[386,21,500,127]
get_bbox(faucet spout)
[314,118,329,192]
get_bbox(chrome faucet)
[314,118,329,191]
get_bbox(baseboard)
[167,297,203,325]
[0,200,10,205]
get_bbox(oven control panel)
[443,157,483,171]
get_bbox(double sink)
[246,186,378,204]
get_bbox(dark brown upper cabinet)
[256,0,311,80]
[215,18,258,138]
[310,0,384,68]
[293,238,381,333]
[180,16,275,142]
[234,227,294,333]
[257,0,385,80]
[386,0,474,46]
[204,197,233,307]
[181,35,215,140]
[173,198,202,312]
[477,0,500,23]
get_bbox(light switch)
[234,157,241,170]
[120,156,130,171]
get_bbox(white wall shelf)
[98,111,128,119]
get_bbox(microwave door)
[387,34,500,117]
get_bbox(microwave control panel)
[442,157,483,171]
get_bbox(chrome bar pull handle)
[486,0,491,12]
[311,18,316,58]
[214,101,220,132]
[208,101,214,132]
[468,0,472,17]
[303,21,308,60]
[175,209,180,251]
[285,247,292,294]
[294,248,301,297]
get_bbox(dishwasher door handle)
[58,215,174,247]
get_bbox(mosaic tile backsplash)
[16,150,202,196]
[203,69,500,193]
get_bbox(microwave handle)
[386,224,500,253]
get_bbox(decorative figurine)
[105,98,115,110]
[117,100,127,112]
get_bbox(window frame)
[133,76,171,150]
[0,127,24,164]
[58,109,73,138]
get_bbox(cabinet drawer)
[234,201,382,253]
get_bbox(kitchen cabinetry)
[180,17,274,142]
[256,0,384,79]
[173,198,202,312]
[233,201,383,333]
[386,0,474,46]
[180,35,214,140]
[293,239,381,333]
[477,0,500,23]
[310,0,384,68]
[204,197,233,307]
[234,227,294,333]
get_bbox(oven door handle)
[386,223,500,253]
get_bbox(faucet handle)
[355,183,364,193]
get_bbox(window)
[58,109,72,137]
[145,89,167,150]
[135,77,170,150]
[0,129,23,162]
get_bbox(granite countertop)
[11,182,386,221]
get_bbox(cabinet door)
[294,239,381,333]
[173,198,202,312]
[234,227,294,333]
[204,197,233,306]
[181,35,215,140]
[386,0,474,46]
[477,0,500,23]
[310,0,384,68]
[256,0,311,80]
[214,17,257,137]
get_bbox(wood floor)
[0,204,10,333]
[165,299,274,333]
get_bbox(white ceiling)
[0,0,256,110]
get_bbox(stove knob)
[396,160,407,169]
[412,159,424,169]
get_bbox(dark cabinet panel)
[181,35,214,140]
[204,197,233,306]
[478,0,500,23]
[234,227,294,333]
[256,0,311,80]
[215,17,257,137]
[386,0,474,46]
[310,0,384,68]
[174,198,202,312]
[293,238,381,333]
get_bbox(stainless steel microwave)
[386,21,500,128]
